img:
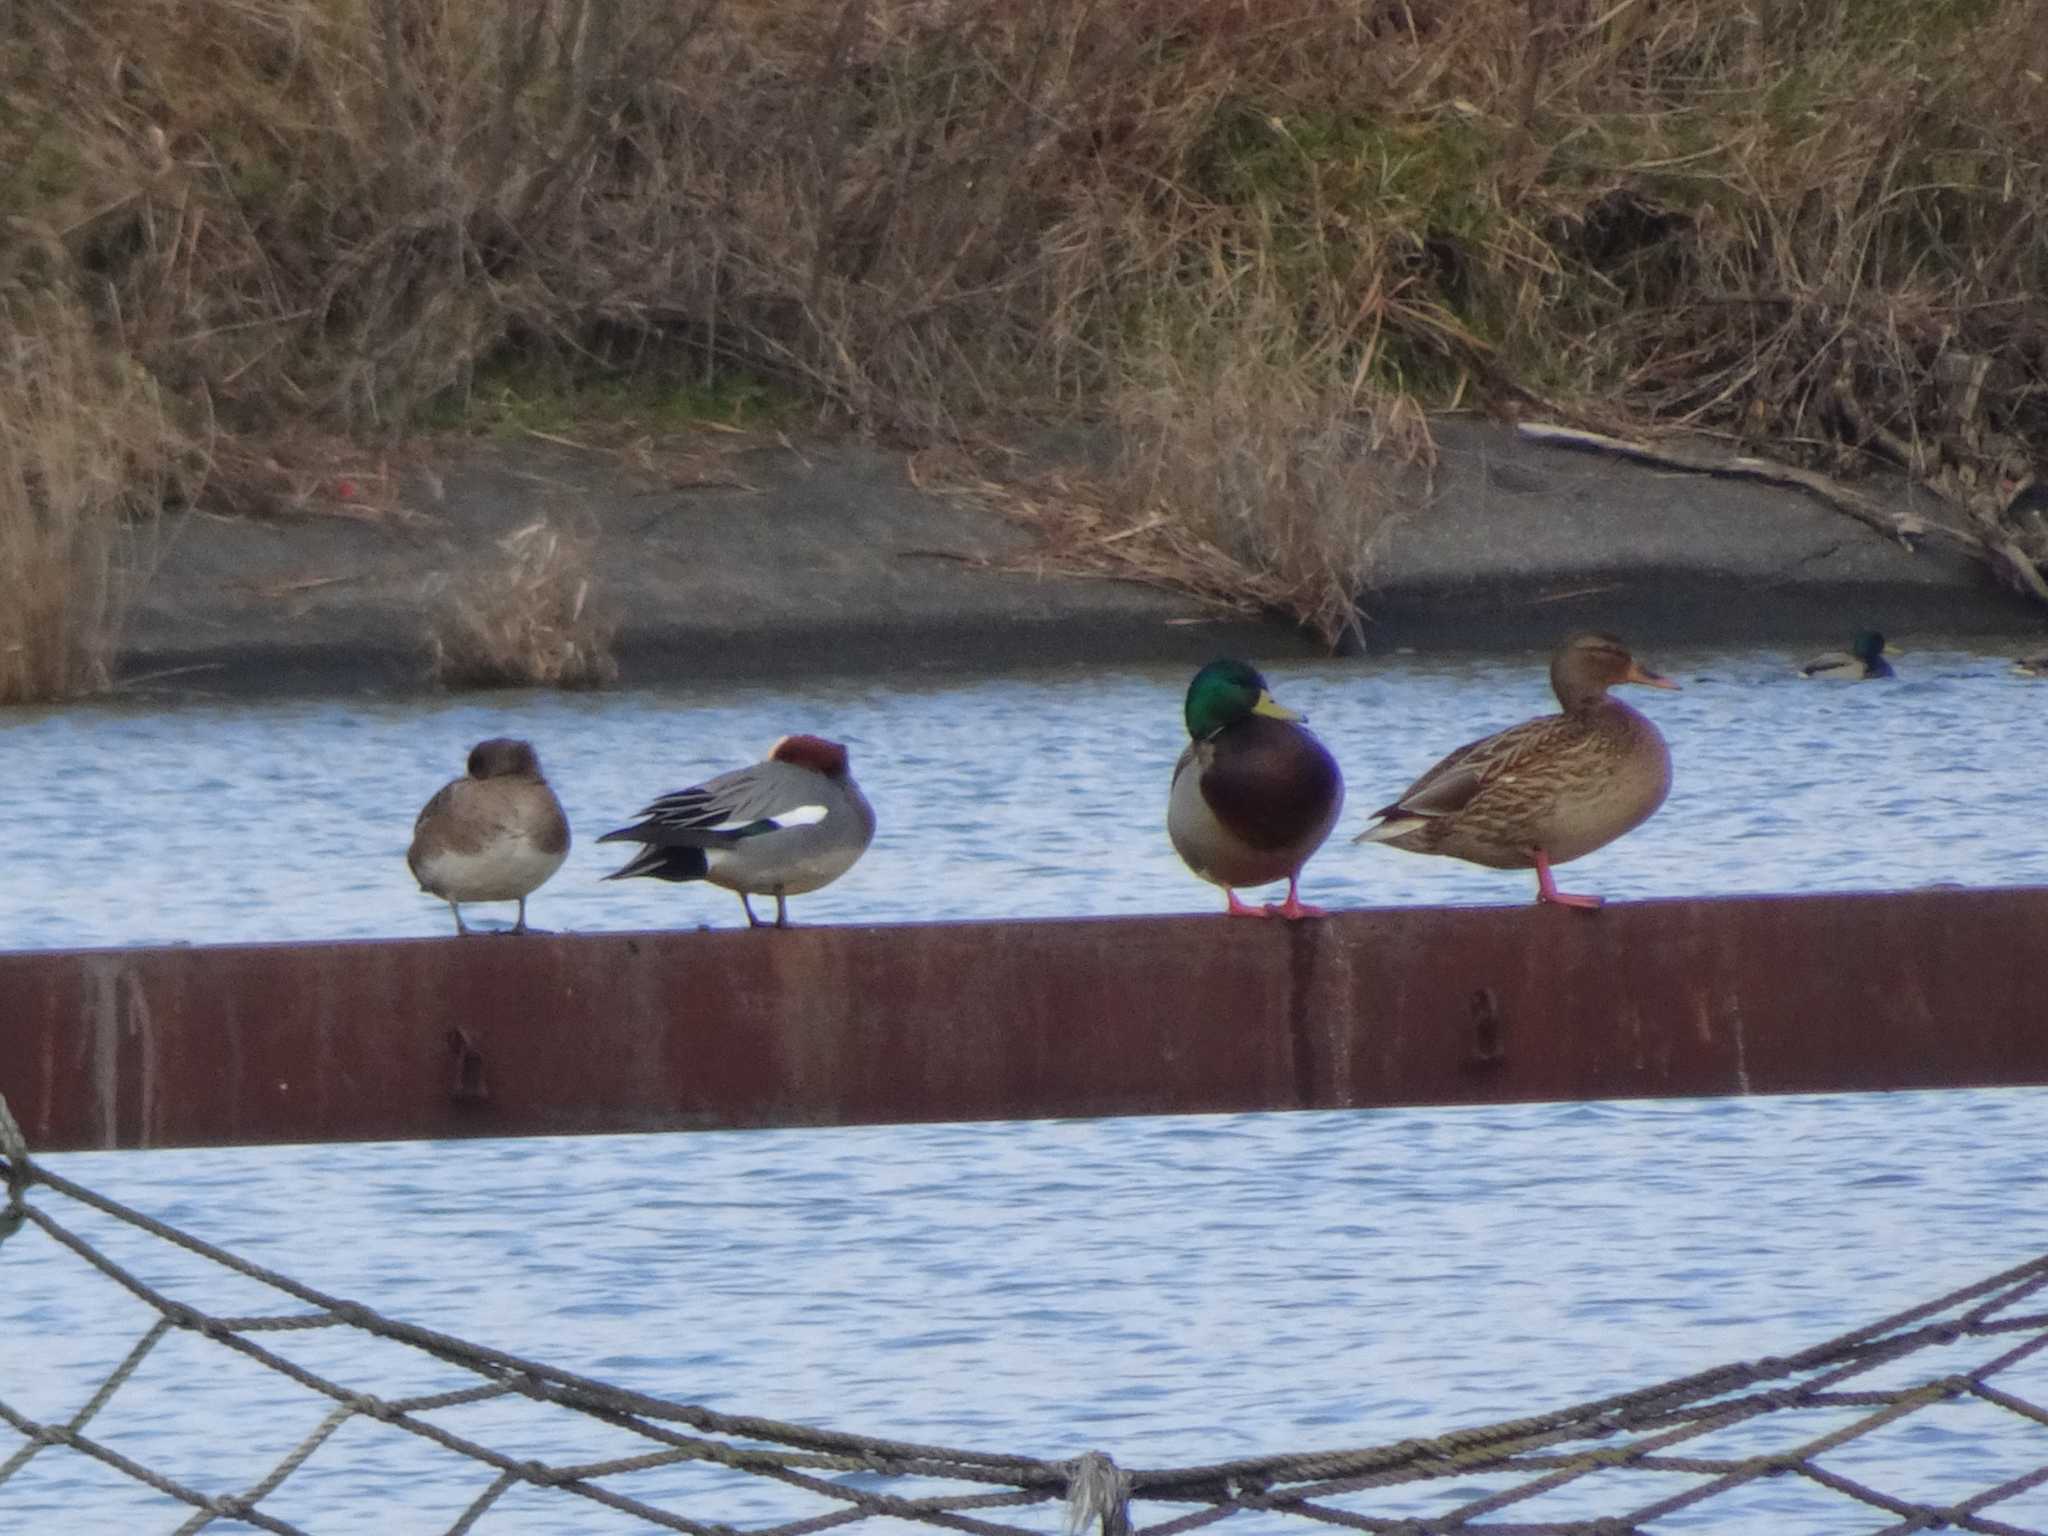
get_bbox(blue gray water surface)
[1,640,2044,943]
[4,642,2047,1531]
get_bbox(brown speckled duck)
[1353,632,1677,909]
[1168,659,1343,919]
[408,738,571,934]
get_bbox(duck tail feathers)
[1352,813,1427,846]
[599,815,760,851]
[603,844,712,883]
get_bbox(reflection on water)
[4,642,2047,1530]
[0,639,2043,948]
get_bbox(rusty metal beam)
[4,889,2044,1153]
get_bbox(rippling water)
[4,642,2047,1531]
[11,1094,2048,1533]
[0,639,2044,945]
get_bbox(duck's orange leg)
[1265,874,1328,921]
[1533,850,1603,909]
[1225,889,1272,918]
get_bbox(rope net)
[5,1096,2048,1535]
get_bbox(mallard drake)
[1800,630,1893,680]
[1353,632,1676,909]
[1168,659,1344,920]
[2004,484,2047,675]
[600,734,875,928]
[409,738,571,935]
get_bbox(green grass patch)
[425,356,799,439]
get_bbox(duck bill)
[1252,690,1303,722]
[1625,662,1680,691]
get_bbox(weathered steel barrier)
[4,888,2044,1152]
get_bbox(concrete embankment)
[120,418,2042,697]
[10,887,2046,1153]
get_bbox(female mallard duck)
[1353,632,1676,909]
[2014,651,2048,678]
[1800,630,1893,680]
[1168,659,1343,920]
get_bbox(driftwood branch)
[1514,420,2048,612]
[1513,420,1948,546]
[1992,537,2048,606]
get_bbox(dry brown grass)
[7,0,2048,661]
[0,291,199,703]
[927,268,1435,648]
[426,516,619,690]
[925,420,1416,652]
[1107,368,1427,652]
[23,0,2038,443]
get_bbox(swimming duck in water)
[1168,659,1344,920]
[2013,652,2048,678]
[408,738,571,935]
[600,735,875,928]
[1800,630,1893,680]
[1353,632,1676,909]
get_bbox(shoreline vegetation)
[4,0,2047,701]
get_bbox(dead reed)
[0,291,197,704]
[425,516,619,690]
[931,268,1435,648]
[6,0,2048,661]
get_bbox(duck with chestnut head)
[600,735,875,928]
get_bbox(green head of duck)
[1849,630,1894,679]
[1183,658,1300,739]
